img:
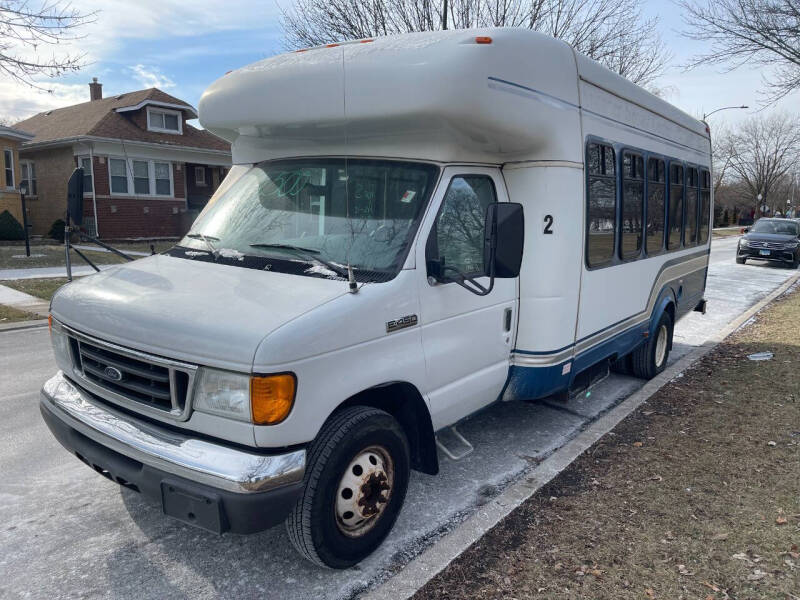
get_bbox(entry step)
[436,426,474,461]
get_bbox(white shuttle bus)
[41,29,712,567]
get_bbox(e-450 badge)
[386,314,418,333]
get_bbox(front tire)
[631,311,673,380]
[736,256,746,264]
[286,406,410,569]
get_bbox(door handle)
[503,308,513,332]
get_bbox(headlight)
[783,242,798,249]
[49,317,74,374]
[193,368,296,425]
[739,239,750,247]
[193,368,251,421]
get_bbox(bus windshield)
[179,159,439,281]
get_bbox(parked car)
[40,29,712,568]
[736,218,800,268]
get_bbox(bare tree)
[728,113,800,215]
[0,1,94,91]
[678,0,800,103]
[710,123,736,195]
[281,0,670,86]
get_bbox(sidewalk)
[0,284,50,318]
[0,264,113,281]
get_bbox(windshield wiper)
[249,243,349,279]
[186,232,220,259]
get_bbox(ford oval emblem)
[104,366,123,381]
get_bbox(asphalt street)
[0,235,795,600]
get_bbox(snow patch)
[305,265,340,279]
[185,250,209,257]
[218,248,245,261]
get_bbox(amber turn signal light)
[475,36,493,44]
[251,374,296,425]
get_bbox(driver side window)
[433,175,497,277]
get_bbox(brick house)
[14,79,231,239]
[0,125,35,227]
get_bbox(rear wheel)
[286,406,410,569]
[631,311,673,380]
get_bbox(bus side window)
[667,163,684,250]
[586,142,616,267]
[646,158,665,255]
[685,167,699,247]
[621,151,644,260]
[699,169,711,244]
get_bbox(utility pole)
[442,0,448,30]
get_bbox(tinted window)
[699,169,710,243]
[646,158,666,255]
[434,176,496,276]
[685,167,699,246]
[667,163,684,250]
[586,143,616,267]
[621,152,644,259]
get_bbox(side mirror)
[742,227,749,234]
[67,167,84,227]
[484,202,524,278]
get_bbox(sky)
[1,0,798,130]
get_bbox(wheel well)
[336,383,439,475]
[662,300,676,350]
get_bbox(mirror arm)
[442,260,495,297]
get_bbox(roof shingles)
[13,88,229,152]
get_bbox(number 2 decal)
[543,214,554,234]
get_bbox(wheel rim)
[335,445,394,538]
[654,324,668,368]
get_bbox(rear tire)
[286,406,410,569]
[631,311,673,380]
[736,256,746,264]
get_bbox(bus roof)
[199,28,708,164]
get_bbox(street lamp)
[702,105,748,120]
[18,181,30,257]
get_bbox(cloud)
[0,82,89,124]
[129,64,176,89]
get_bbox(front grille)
[63,326,197,421]
[749,241,786,249]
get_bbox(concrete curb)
[362,272,800,600]
[0,318,49,333]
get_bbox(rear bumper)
[40,372,305,534]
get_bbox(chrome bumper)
[40,371,305,493]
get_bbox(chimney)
[89,77,102,101]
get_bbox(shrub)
[0,210,24,240]
[48,219,66,241]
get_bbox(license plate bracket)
[161,481,224,533]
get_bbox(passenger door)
[416,167,518,430]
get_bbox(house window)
[586,142,617,268]
[109,158,129,194]
[20,160,36,195]
[195,166,206,186]
[108,157,173,197]
[133,160,150,194]
[147,108,182,134]
[154,162,171,195]
[79,157,93,193]
[3,149,13,189]
[620,151,644,260]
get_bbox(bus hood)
[50,254,349,371]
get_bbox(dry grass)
[0,241,174,270]
[416,288,800,600]
[1,277,70,301]
[0,304,37,323]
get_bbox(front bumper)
[738,246,797,263]
[40,371,305,534]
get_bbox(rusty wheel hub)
[335,446,394,537]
